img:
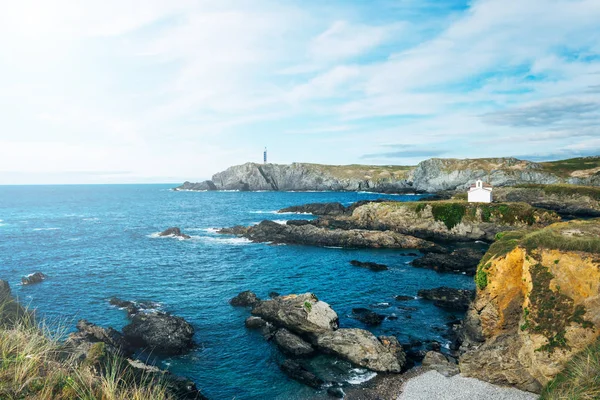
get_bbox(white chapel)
[468,180,493,203]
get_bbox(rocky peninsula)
[176,156,600,193]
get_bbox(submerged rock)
[274,328,315,357]
[158,227,191,239]
[395,295,415,301]
[349,260,389,271]
[21,272,46,285]
[251,293,339,336]
[418,287,475,311]
[412,248,485,276]
[230,291,261,307]
[316,328,405,372]
[352,308,386,326]
[279,359,324,389]
[279,202,347,216]
[122,312,194,355]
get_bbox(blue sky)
[1,0,599,184]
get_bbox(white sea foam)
[82,217,99,222]
[347,369,377,385]
[474,240,486,244]
[324,246,343,249]
[249,210,278,214]
[272,220,288,225]
[200,236,252,245]
[147,232,193,241]
[33,227,60,231]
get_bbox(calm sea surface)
[0,185,474,399]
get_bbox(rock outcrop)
[21,272,46,285]
[422,351,460,377]
[176,156,600,193]
[351,308,386,326]
[279,359,325,388]
[492,184,600,218]
[251,293,339,336]
[274,328,315,357]
[122,312,195,355]
[316,329,405,373]
[349,260,389,271]
[230,290,261,307]
[279,202,347,216]
[0,280,30,327]
[219,220,442,250]
[459,219,600,393]
[158,227,191,239]
[418,287,475,311]
[412,248,484,275]
[346,201,560,242]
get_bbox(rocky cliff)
[175,156,600,193]
[459,219,600,393]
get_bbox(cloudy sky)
[1,0,599,184]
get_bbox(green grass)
[539,156,600,178]
[541,336,600,399]
[514,183,600,201]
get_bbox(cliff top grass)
[302,163,414,180]
[431,157,531,173]
[0,300,175,400]
[513,183,600,200]
[539,156,600,178]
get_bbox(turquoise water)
[0,185,474,399]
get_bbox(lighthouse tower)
[264,147,267,164]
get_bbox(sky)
[1,0,599,184]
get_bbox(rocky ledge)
[233,292,406,389]
[218,220,443,251]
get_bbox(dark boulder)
[418,287,475,311]
[350,260,388,271]
[279,202,346,216]
[279,359,324,389]
[67,319,132,358]
[411,248,485,276]
[395,295,415,301]
[274,328,315,357]
[286,220,313,227]
[109,297,139,316]
[245,316,268,329]
[351,308,385,326]
[122,312,194,355]
[327,387,345,398]
[21,272,46,285]
[268,291,280,298]
[158,227,191,239]
[230,291,260,307]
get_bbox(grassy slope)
[514,183,600,200]
[539,157,600,178]
[298,163,414,181]
[0,301,174,400]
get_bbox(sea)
[0,184,475,399]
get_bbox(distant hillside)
[176,156,600,193]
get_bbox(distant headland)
[175,156,600,193]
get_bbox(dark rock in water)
[327,387,345,398]
[352,308,386,326]
[274,328,315,357]
[387,315,398,320]
[122,312,194,355]
[418,287,476,311]
[21,272,46,285]
[406,252,419,257]
[174,180,217,191]
[405,349,428,363]
[350,260,388,271]
[427,341,442,352]
[412,248,485,276]
[269,291,280,298]
[217,225,249,235]
[230,290,260,307]
[285,219,313,227]
[279,202,347,216]
[279,359,324,389]
[109,297,139,316]
[395,295,415,301]
[158,227,191,239]
[245,316,268,329]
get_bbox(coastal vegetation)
[514,183,600,200]
[0,306,173,400]
[539,156,600,178]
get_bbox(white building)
[468,180,493,203]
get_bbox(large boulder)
[316,329,405,372]
[412,248,485,275]
[122,312,194,355]
[422,351,459,377]
[274,328,315,357]
[21,272,46,285]
[251,293,339,336]
[230,291,260,307]
[351,308,386,326]
[418,287,475,311]
[158,227,191,239]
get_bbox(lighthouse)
[264,147,267,164]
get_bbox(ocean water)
[0,185,474,399]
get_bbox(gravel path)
[398,371,539,400]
